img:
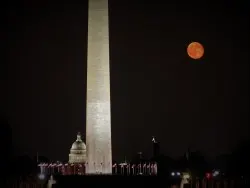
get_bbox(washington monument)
[86,0,112,174]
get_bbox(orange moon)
[187,42,204,59]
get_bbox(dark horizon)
[4,0,249,162]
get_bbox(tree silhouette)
[230,139,250,176]
[12,154,36,178]
[214,139,250,177]
[0,116,13,180]
[186,150,208,177]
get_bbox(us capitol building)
[68,132,86,164]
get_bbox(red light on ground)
[206,173,211,179]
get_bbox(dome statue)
[69,132,86,163]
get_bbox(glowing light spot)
[38,173,45,180]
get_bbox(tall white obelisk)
[86,0,112,174]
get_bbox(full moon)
[187,42,204,59]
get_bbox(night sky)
[4,0,249,162]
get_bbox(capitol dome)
[71,137,86,150]
[69,132,86,164]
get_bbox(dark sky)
[4,0,249,161]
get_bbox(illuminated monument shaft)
[86,0,112,174]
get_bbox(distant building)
[68,132,86,164]
[152,136,160,159]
